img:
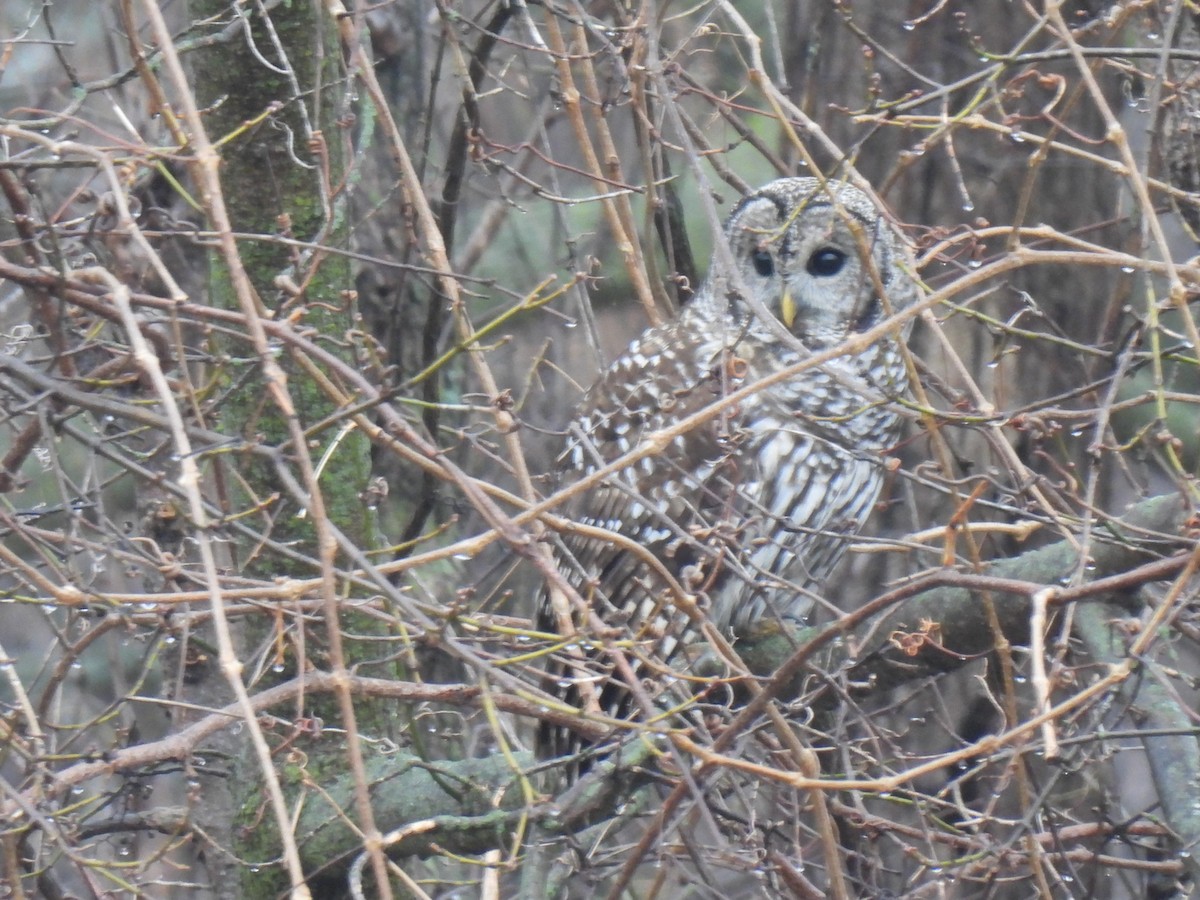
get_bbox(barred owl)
[542,176,919,763]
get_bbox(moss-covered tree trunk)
[190,2,370,546]
[182,4,375,896]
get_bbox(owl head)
[713,177,918,349]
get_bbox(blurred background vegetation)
[1,1,1199,898]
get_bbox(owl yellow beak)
[780,289,797,330]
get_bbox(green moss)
[185,4,407,884]
[191,1,375,565]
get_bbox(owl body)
[544,177,917,755]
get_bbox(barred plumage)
[541,177,919,763]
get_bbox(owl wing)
[550,315,821,641]
[539,321,742,761]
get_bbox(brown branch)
[6,670,603,815]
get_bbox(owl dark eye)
[751,249,775,277]
[807,247,847,277]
